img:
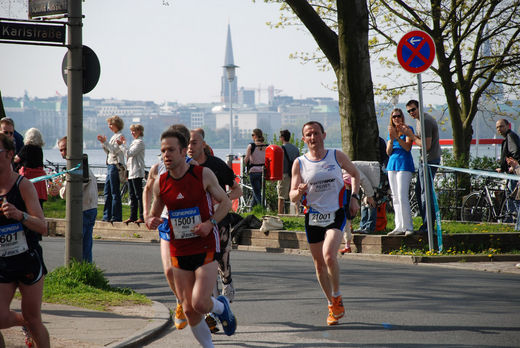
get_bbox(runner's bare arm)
[227,180,242,201]
[11,178,47,235]
[336,151,360,215]
[143,163,158,219]
[145,176,165,230]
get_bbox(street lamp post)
[224,64,238,164]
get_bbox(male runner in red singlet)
[145,129,236,347]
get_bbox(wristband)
[209,217,218,227]
[351,193,361,202]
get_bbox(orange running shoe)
[327,305,338,326]
[331,295,345,319]
[174,303,187,330]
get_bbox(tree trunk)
[284,0,379,161]
[336,0,379,160]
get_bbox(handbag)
[259,215,284,235]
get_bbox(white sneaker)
[405,230,415,236]
[387,230,405,236]
[222,281,235,303]
[516,263,520,269]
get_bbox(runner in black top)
[0,133,49,348]
[188,128,242,303]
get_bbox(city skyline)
[0,0,339,105]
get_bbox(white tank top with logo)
[299,149,345,214]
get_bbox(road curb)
[106,301,171,348]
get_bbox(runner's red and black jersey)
[159,165,219,257]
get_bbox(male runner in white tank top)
[290,121,360,326]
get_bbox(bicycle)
[460,176,517,223]
[235,176,254,213]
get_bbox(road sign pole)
[417,73,435,252]
[65,0,83,265]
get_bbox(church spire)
[221,24,238,106]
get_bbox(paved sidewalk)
[1,300,170,348]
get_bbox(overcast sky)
[0,0,344,104]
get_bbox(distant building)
[238,87,255,107]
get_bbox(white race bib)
[309,208,335,227]
[169,207,202,240]
[0,223,29,257]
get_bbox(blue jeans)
[103,164,122,222]
[416,159,440,231]
[129,177,144,221]
[249,172,263,207]
[359,205,377,232]
[82,208,97,263]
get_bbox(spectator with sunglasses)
[401,100,441,235]
[0,117,23,155]
[386,108,415,236]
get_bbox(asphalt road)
[41,238,520,347]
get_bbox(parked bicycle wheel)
[461,192,492,222]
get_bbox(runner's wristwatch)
[351,193,361,202]
[209,217,218,227]
[20,212,28,223]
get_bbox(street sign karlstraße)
[28,0,68,19]
[0,19,65,45]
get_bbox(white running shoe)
[222,281,235,303]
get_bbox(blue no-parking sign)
[397,30,436,74]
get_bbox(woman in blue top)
[386,108,415,235]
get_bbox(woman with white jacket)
[122,124,145,223]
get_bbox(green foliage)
[46,260,110,290]
[43,261,150,310]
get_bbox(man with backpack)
[277,130,300,214]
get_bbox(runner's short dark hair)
[161,129,187,149]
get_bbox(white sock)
[190,319,214,348]
[211,297,224,315]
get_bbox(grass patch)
[44,196,131,220]
[42,260,150,311]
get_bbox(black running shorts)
[171,251,216,271]
[0,246,47,285]
[305,208,346,244]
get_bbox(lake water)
[43,144,501,170]
[43,148,236,167]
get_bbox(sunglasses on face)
[407,107,417,114]
[392,114,402,118]
[2,131,13,136]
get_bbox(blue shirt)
[386,127,415,172]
